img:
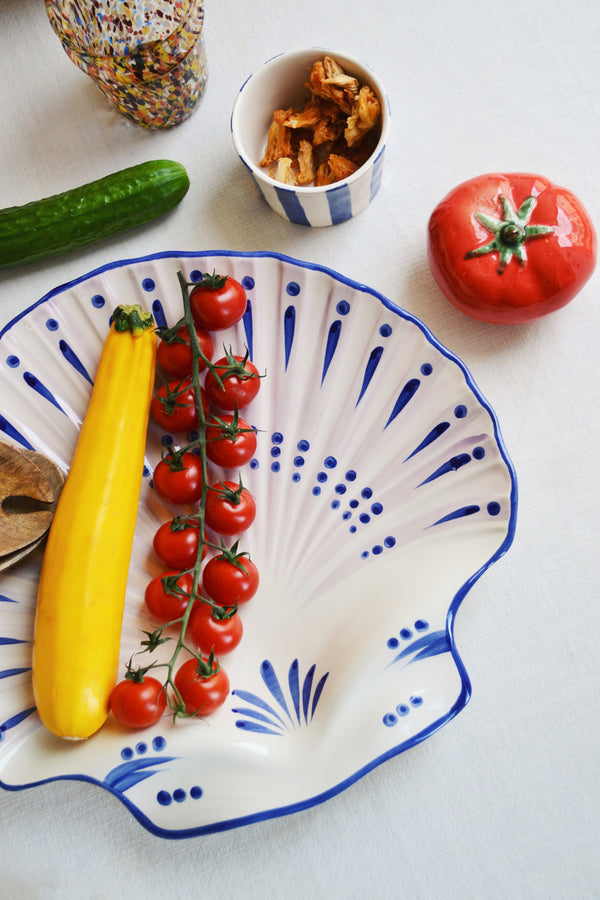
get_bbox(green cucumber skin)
[0,159,190,269]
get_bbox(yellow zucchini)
[32,304,157,739]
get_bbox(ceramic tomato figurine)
[427,173,596,324]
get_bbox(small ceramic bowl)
[231,48,390,227]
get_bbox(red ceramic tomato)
[189,273,247,331]
[110,675,166,728]
[173,655,230,716]
[427,173,596,324]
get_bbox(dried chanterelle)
[260,56,381,187]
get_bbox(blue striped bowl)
[231,49,390,227]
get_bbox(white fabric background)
[1,0,599,897]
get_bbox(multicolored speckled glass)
[45,1,207,128]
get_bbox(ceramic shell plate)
[0,251,517,838]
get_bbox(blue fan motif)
[232,659,329,735]
[387,630,451,668]
[103,737,175,794]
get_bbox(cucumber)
[0,159,190,270]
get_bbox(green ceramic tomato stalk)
[465,194,553,274]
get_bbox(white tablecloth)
[1,1,598,897]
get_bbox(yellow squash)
[32,304,157,739]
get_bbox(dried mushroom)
[260,56,381,187]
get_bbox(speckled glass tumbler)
[45,1,207,128]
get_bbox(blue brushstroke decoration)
[289,659,300,724]
[388,631,451,667]
[0,415,35,450]
[231,689,287,729]
[103,756,176,793]
[321,321,342,385]
[260,660,293,723]
[326,182,353,224]
[419,453,471,486]
[384,378,420,428]
[59,340,93,384]
[23,372,65,414]
[356,346,384,406]
[152,299,168,330]
[430,505,481,527]
[283,305,295,370]
[242,299,253,359]
[405,422,451,460]
[0,707,36,739]
[0,668,30,680]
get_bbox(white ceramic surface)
[0,251,517,838]
[231,49,390,226]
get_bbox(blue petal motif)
[0,667,30,680]
[384,378,420,428]
[23,372,66,414]
[355,346,384,407]
[288,659,301,724]
[0,707,36,739]
[387,631,451,667]
[283,305,295,370]
[419,452,471,486]
[59,340,93,384]
[430,505,480,527]
[321,321,342,385]
[242,299,254,359]
[103,756,176,793]
[0,415,35,450]
[405,422,450,460]
[231,689,287,728]
[152,299,168,330]
[260,660,293,723]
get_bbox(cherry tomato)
[153,516,206,569]
[151,378,208,433]
[202,552,259,605]
[427,172,597,324]
[187,602,243,655]
[205,413,257,468]
[174,656,230,716]
[157,323,214,378]
[189,273,248,331]
[153,451,203,504]
[145,570,195,623]
[205,480,256,535]
[204,353,261,410]
[110,675,166,729]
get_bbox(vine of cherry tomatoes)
[109,271,261,729]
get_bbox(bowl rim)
[231,47,391,194]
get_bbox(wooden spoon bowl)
[0,441,65,570]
